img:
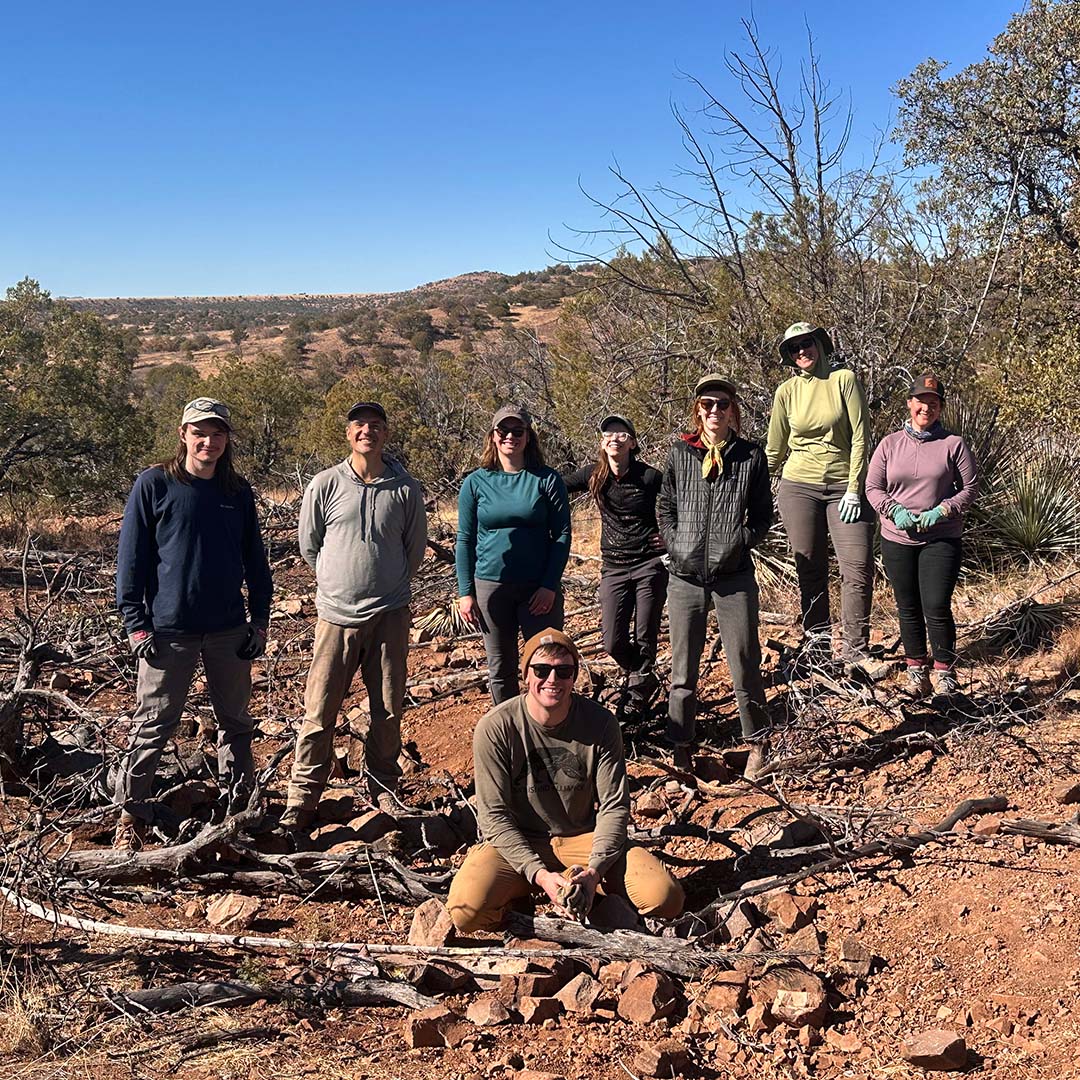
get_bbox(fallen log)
[106,976,436,1014]
[61,832,448,902]
[506,913,728,977]
[999,817,1080,845]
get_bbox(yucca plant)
[969,439,1080,565]
[946,387,1080,565]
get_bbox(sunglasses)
[496,425,527,439]
[789,337,816,353]
[602,431,632,443]
[529,663,576,681]
[699,398,732,413]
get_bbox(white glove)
[838,492,862,524]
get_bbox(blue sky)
[3,1,1019,297]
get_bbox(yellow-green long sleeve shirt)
[765,361,869,492]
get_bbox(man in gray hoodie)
[282,401,427,829]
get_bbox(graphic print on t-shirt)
[513,745,588,793]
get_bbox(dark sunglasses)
[496,425,527,438]
[789,337,816,353]
[699,397,732,413]
[529,662,576,681]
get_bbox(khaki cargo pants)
[446,832,685,933]
[287,609,410,812]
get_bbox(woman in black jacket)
[658,375,772,776]
[563,414,666,723]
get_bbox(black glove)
[236,622,268,660]
[128,630,157,660]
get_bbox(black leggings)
[880,537,962,667]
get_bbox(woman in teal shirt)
[456,405,571,703]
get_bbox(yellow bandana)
[700,431,729,478]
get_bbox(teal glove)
[838,492,862,523]
[916,506,946,531]
[891,505,919,530]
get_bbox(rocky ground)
[2,527,1080,1079]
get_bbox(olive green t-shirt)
[472,694,630,883]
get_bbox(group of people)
[112,318,978,929]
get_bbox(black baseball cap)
[598,413,637,438]
[907,374,945,401]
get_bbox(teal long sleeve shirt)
[455,466,571,595]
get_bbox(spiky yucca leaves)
[971,440,1080,564]
[946,388,1080,565]
[752,519,798,591]
[982,598,1080,653]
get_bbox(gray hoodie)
[299,458,428,626]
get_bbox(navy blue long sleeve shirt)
[116,466,273,636]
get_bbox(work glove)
[890,504,919,530]
[127,630,157,661]
[916,506,946,531]
[556,865,594,923]
[838,492,863,524]
[236,622,268,660]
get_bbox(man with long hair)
[114,397,273,850]
[281,401,427,835]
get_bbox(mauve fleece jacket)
[865,425,979,545]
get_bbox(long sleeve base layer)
[765,359,870,492]
[455,467,571,595]
[472,694,631,883]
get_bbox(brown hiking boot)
[113,813,147,853]
[743,742,772,781]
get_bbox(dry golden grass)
[0,968,53,1056]
[1053,622,1080,682]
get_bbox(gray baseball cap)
[181,397,233,431]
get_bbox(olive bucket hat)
[778,322,834,367]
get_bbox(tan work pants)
[446,833,684,933]
[287,609,410,811]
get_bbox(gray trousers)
[666,569,768,745]
[287,609,410,811]
[116,625,253,821]
[474,579,564,704]
[776,478,874,656]
[598,557,668,688]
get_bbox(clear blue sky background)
[3,0,1019,298]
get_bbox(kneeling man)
[448,629,684,932]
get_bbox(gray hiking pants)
[666,568,768,745]
[287,609,411,811]
[116,625,253,821]
[473,579,564,704]
[776,478,874,656]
